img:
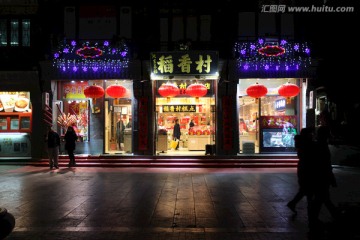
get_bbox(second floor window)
[0,19,31,47]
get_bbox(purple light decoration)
[264,65,269,70]
[54,53,59,58]
[280,40,287,45]
[305,48,310,54]
[276,66,280,71]
[92,67,98,72]
[296,65,299,70]
[240,49,246,55]
[104,41,109,46]
[250,44,256,50]
[82,67,88,72]
[63,48,69,53]
[62,67,66,72]
[294,45,299,51]
[258,39,264,44]
[72,67,78,72]
[244,65,249,70]
[286,66,289,71]
[71,41,76,46]
[112,49,116,54]
[121,51,127,57]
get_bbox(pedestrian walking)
[46,126,60,170]
[287,127,315,214]
[308,126,339,235]
[64,126,78,167]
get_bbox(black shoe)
[55,166,59,169]
[287,202,297,214]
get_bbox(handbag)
[170,138,179,149]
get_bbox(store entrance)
[239,96,259,153]
[104,99,132,154]
[156,96,215,155]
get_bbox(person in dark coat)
[173,119,181,150]
[116,119,125,150]
[64,126,78,167]
[46,125,60,169]
[287,127,315,214]
[308,126,339,234]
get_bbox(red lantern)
[186,83,207,101]
[158,83,180,102]
[246,82,267,103]
[278,82,300,103]
[84,84,105,104]
[106,84,127,104]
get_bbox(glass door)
[239,96,259,153]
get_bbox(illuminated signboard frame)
[150,51,219,78]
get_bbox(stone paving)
[1,165,360,240]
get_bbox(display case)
[0,113,32,132]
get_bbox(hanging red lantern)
[186,83,207,102]
[106,84,127,104]
[246,82,267,103]
[84,84,105,104]
[278,82,300,103]
[158,83,180,102]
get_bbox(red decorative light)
[186,83,207,101]
[158,83,179,101]
[246,82,268,102]
[278,82,300,103]
[258,45,285,57]
[106,84,127,104]
[84,84,105,104]
[76,47,103,58]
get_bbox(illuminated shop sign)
[63,82,88,99]
[162,105,197,113]
[150,51,219,77]
[0,92,31,113]
[275,98,286,111]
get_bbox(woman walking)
[64,126,78,167]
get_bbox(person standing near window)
[64,126,78,167]
[116,118,125,150]
[46,126,60,170]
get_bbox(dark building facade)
[2,0,351,159]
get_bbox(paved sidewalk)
[1,165,360,240]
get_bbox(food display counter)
[187,135,211,151]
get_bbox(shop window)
[20,116,31,129]
[10,20,19,46]
[10,117,19,130]
[0,117,7,130]
[0,20,7,46]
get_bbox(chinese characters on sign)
[260,116,297,129]
[162,105,196,113]
[150,51,218,76]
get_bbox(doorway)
[239,96,259,153]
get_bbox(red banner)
[138,97,149,150]
[222,96,232,151]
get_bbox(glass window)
[10,117,19,130]
[0,20,7,46]
[10,20,19,46]
[0,117,7,130]
[20,116,30,129]
[22,19,30,47]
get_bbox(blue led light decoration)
[234,39,311,72]
[53,40,129,73]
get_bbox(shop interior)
[156,96,215,155]
[238,78,298,154]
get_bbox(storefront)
[0,71,42,158]
[44,39,138,156]
[150,51,219,155]
[234,38,312,154]
[49,79,134,155]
